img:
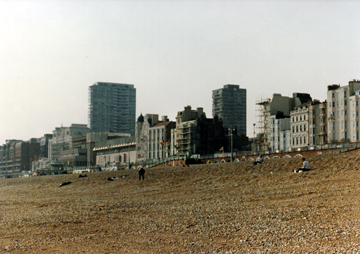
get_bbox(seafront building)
[48,124,90,162]
[327,80,360,143]
[268,113,291,152]
[0,139,40,175]
[309,101,327,146]
[172,106,225,156]
[92,135,136,169]
[135,114,176,161]
[255,93,312,152]
[88,82,136,136]
[212,84,247,135]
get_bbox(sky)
[0,0,359,144]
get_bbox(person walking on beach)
[294,158,310,173]
[138,167,145,180]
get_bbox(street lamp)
[229,127,234,162]
[128,149,131,170]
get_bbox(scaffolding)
[255,96,271,152]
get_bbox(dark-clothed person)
[138,167,145,180]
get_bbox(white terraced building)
[327,80,360,143]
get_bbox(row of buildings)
[254,79,360,152]
[0,83,248,176]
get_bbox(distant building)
[57,135,88,167]
[212,84,247,135]
[256,93,312,152]
[0,139,40,176]
[30,134,53,158]
[290,103,311,149]
[88,82,136,136]
[309,101,327,145]
[172,106,226,156]
[92,136,136,168]
[269,113,291,152]
[327,80,360,143]
[136,114,176,161]
[86,131,131,166]
[290,100,327,149]
[48,124,90,162]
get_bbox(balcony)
[177,140,191,145]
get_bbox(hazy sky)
[1,0,359,144]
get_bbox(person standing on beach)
[138,167,145,180]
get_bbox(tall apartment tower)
[88,82,136,136]
[212,84,247,135]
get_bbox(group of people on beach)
[254,154,311,173]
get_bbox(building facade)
[309,101,327,146]
[212,84,247,135]
[269,114,291,152]
[172,106,225,156]
[290,103,310,149]
[327,80,360,143]
[92,136,136,169]
[0,139,40,176]
[288,100,327,150]
[256,93,312,152]
[88,82,136,135]
[48,124,90,162]
[136,114,175,161]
